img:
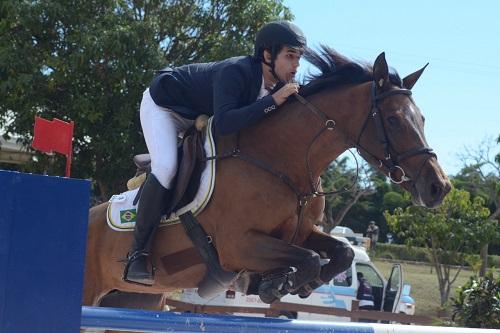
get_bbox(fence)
[163,297,433,325]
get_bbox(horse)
[83,47,451,315]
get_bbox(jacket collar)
[249,58,264,100]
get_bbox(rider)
[124,21,307,285]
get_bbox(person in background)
[365,220,379,250]
[356,272,376,322]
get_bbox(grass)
[372,259,483,320]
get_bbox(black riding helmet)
[253,21,306,82]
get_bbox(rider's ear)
[263,49,272,63]
[402,63,429,90]
[373,52,390,91]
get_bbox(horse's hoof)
[295,278,322,298]
[258,280,282,304]
[298,288,313,298]
[258,267,297,303]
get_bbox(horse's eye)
[387,116,399,126]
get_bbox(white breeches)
[140,89,194,189]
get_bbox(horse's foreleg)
[226,230,321,304]
[297,227,354,297]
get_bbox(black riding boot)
[123,173,171,285]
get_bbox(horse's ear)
[402,63,429,90]
[373,52,389,90]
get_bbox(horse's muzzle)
[413,158,451,208]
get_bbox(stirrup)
[122,251,155,286]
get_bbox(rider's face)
[267,46,302,83]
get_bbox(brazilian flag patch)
[120,209,137,224]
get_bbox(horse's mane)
[300,45,403,97]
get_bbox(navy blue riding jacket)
[149,56,277,136]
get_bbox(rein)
[206,81,435,244]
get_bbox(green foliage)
[464,254,482,275]
[0,0,292,198]
[452,272,500,328]
[453,167,499,215]
[496,134,500,165]
[385,188,496,254]
[372,243,500,267]
[372,243,430,262]
[383,191,407,212]
[452,134,500,277]
[385,187,498,305]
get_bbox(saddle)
[130,116,207,211]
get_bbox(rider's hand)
[272,83,299,106]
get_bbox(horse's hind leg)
[224,230,321,304]
[297,227,354,297]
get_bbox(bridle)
[295,81,436,190]
[207,81,436,244]
[353,83,436,184]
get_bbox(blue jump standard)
[0,171,90,333]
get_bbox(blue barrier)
[81,306,375,333]
[0,171,90,333]
[81,306,498,333]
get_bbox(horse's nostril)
[431,183,442,199]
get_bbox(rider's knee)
[151,163,176,189]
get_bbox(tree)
[385,188,497,306]
[0,0,292,199]
[320,157,374,232]
[454,135,500,275]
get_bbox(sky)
[283,0,500,176]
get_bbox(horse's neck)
[236,83,371,192]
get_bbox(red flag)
[32,117,74,156]
[32,116,74,177]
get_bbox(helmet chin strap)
[269,61,282,83]
[263,46,285,88]
[262,59,283,90]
